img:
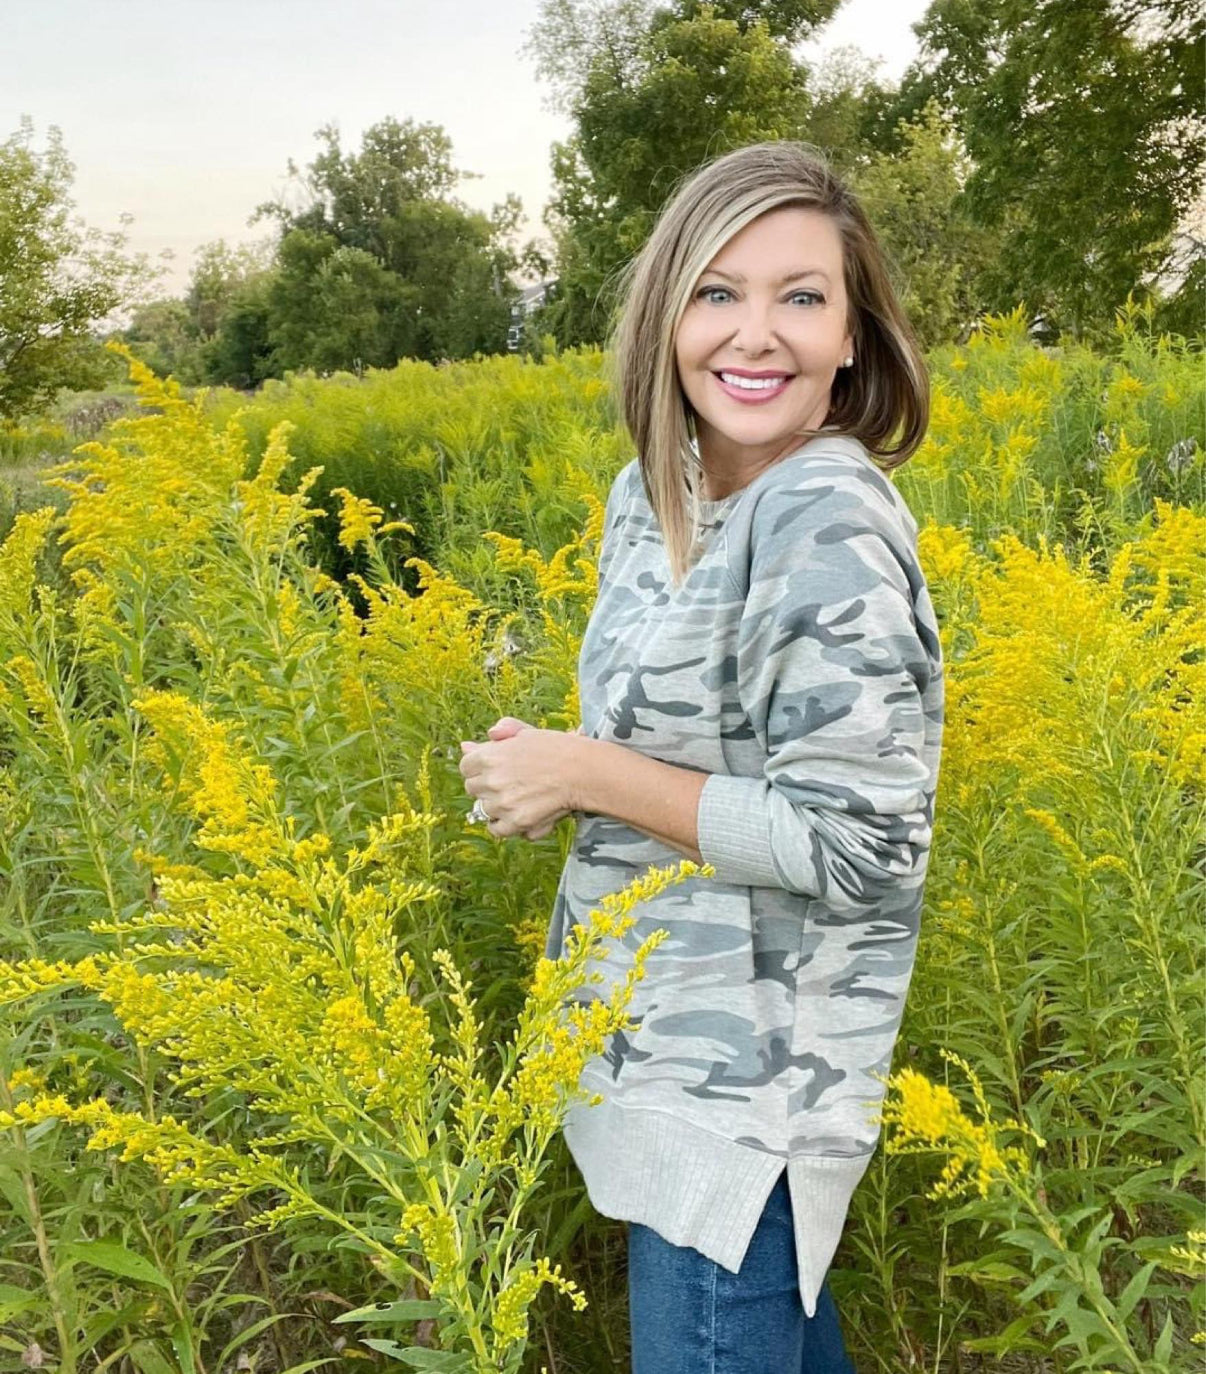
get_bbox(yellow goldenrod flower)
[873,1049,1043,1202]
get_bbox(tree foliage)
[120,239,277,387]
[199,275,276,392]
[184,238,276,340]
[252,117,523,369]
[904,0,1205,338]
[264,230,417,375]
[664,0,842,44]
[523,0,1204,352]
[800,47,903,179]
[523,1,817,346]
[119,119,532,387]
[0,118,154,417]
[853,99,1000,348]
[120,297,198,384]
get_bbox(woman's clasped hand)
[459,717,584,841]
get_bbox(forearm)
[571,737,706,864]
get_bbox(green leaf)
[546,1187,597,1255]
[64,1241,172,1291]
[1000,1228,1063,1264]
[169,1320,197,1374]
[371,1344,470,1371]
[1016,1265,1061,1305]
[216,1312,292,1367]
[79,1299,155,1355]
[1043,1285,1113,1350]
[127,1341,179,1374]
[360,1341,410,1359]
[1153,1310,1174,1364]
[960,1313,1046,1355]
[335,1298,442,1324]
[450,1158,482,1204]
[946,1258,1028,1284]
[1115,1259,1157,1322]
[1172,1153,1199,1187]
[1063,1204,1109,1233]
[0,1282,39,1321]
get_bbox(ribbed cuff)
[696,771,780,887]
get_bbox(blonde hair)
[604,140,929,586]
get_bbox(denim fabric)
[628,1170,857,1373]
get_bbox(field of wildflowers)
[0,307,1202,1372]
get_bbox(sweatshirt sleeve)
[695,476,938,910]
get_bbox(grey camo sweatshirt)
[544,432,945,1319]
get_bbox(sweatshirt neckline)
[696,489,742,517]
[692,430,859,517]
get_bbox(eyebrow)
[706,267,831,286]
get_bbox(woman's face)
[674,205,855,484]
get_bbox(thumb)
[488,717,532,737]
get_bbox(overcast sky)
[4,0,929,296]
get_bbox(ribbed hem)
[696,772,780,887]
[785,1152,874,1317]
[562,1090,873,1319]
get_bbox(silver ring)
[468,798,492,825]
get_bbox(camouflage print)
[544,433,945,1319]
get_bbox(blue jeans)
[627,1169,857,1373]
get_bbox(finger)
[488,717,532,736]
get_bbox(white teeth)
[718,372,789,391]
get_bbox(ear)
[840,305,856,365]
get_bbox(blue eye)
[696,286,824,306]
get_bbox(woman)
[459,141,944,1373]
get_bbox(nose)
[728,300,777,356]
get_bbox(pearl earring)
[843,356,854,368]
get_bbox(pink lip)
[712,371,793,404]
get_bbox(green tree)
[668,0,841,42]
[523,0,827,347]
[115,238,278,385]
[264,230,418,374]
[853,98,1000,347]
[202,275,277,391]
[801,46,906,179]
[258,118,462,253]
[118,297,201,382]
[902,0,1205,338]
[253,118,523,370]
[184,238,276,339]
[0,117,154,417]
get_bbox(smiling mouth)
[711,371,795,400]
